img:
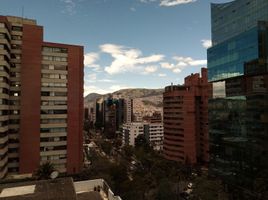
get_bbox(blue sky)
[0,0,230,96]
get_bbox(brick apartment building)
[0,16,83,178]
[163,68,211,164]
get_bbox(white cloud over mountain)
[99,44,164,75]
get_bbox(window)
[12,26,22,31]
[11,35,22,40]
[42,46,68,53]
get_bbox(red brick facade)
[163,68,211,164]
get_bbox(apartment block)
[123,98,133,123]
[122,122,164,151]
[0,16,83,178]
[122,122,144,146]
[163,68,211,164]
[144,123,164,151]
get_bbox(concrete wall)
[74,179,122,200]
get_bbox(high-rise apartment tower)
[163,68,211,164]
[0,16,84,178]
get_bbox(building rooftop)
[0,178,77,200]
[0,178,121,200]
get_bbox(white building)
[122,122,164,151]
[144,123,164,151]
[122,122,144,146]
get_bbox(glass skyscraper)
[208,0,268,199]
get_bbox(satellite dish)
[50,171,59,179]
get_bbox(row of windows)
[12,26,23,32]
[41,82,67,88]
[43,47,68,53]
[42,73,67,79]
[40,145,66,151]
[11,35,22,40]
[40,127,67,133]
[41,101,67,106]
[43,56,67,62]
[41,110,67,115]
[42,64,67,71]
[41,155,66,161]
[41,119,66,124]
[41,91,67,97]
[40,136,67,142]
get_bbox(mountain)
[84,88,164,117]
[84,93,102,102]
[84,88,164,103]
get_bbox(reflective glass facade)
[208,27,259,81]
[211,0,268,45]
[208,0,268,199]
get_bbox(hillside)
[84,88,164,116]
[84,88,164,103]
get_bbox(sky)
[0,0,231,96]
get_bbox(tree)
[123,145,134,159]
[135,134,149,149]
[156,179,177,200]
[100,141,113,155]
[35,162,55,180]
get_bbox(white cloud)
[158,73,167,77]
[84,52,99,68]
[98,79,116,83]
[100,44,164,75]
[84,73,116,83]
[161,56,207,74]
[173,56,207,66]
[84,83,130,96]
[160,0,196,7]
[172,68,182,73]
[140,0,157,3]
[130,7,136,11]
[84,85,109,96]
[109,85,132,92]
[87,73,97,80]
[140,0,197,7]
[160,62,176,69]
[201,39,212,49]
[61,0,76,15]
[143,66,158,74]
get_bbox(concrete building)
[0,16,83,178]
[122,122,164,151]
[144,123,164,151]
[0,178,122,200]
[123,98,133,123]
[143,112,162,124]
[208,0,268,198]
[163,68,211,164]
[122,122,144,146]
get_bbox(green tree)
[100,141,113,155]
[123,145,134,159]
[135,134,149,149]
[35,162,55,180]
[156,179,177,200]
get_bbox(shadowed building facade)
[163,68,211,164]
[0,16,84,178]
[208,0,268,199]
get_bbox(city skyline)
[0,0,230,96]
